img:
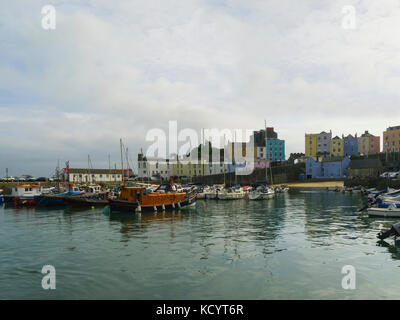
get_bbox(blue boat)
[0,189,3,204]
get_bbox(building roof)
[67,168,121,174]
[348,159,382,169]
[332,136,341,140]
[360,130,377,137]
[387,126,400,131]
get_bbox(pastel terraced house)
[305,130,332,158]
[383,126,400,153]
[358,130,380,155]
[330,136,344,157]
[343,134,358,157]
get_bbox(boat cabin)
[119,186,186,206]
[88,184,101,194]
[11,185,43,198]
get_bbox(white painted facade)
[137,157,172,180]
[66,170,122,183]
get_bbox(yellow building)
[383,126,400,153]
[330,136,344,157]
[172,160,206,179]
[305,134,317,157]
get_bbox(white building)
[137,155,172,180]
[65,169,123,183]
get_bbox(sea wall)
[193,163,305,186]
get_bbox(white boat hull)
[367,207,400,217]
[217,192,245,200]
[248,191,275,200]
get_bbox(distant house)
[305,130,332,158]
[330,136,344,157]
[347,159,383,178]
[305,156,351,179]
[65,168,123,183]
[358,130,380,155]
[343,134,358,157]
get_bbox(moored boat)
[248,184,275,200]
[217,186,246,200]
[367,206,400,217]
[0,189,3,204]
[109,178,197,213]
[12,184,43,206]
[65,196,109,207]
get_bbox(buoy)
[91,206,95,209]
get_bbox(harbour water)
[1,190,400,300]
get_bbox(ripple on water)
[1,192,400,299]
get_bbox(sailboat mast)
[126,147,129,181]
[234,130,237,186]
[223,134,226,186]
[120,139,125,185]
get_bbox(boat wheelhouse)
[87,184,101,194]
[12,184,43,206]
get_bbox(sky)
[1,0,400,177]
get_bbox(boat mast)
[234,130,237,186]
[264,120,268,183]
[120,138,125,186]
[88,154,91,184]
[126,147,129,182]
[223,134,226,186]
[264,120,273,186]
[108,154,111,183]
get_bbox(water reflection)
[109,210,190,243]
[302,190,366,245]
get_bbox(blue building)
[266,139,285,161]
[343,134,358,157]
[305,156,351,179]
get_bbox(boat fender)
[153,205,157,212]
[178,202,181,209]
[162,204,165,211]
[136,203,142,213]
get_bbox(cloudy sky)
[1,0,400,177]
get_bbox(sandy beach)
[274,181,344,188]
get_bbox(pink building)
[358,131,380,155]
